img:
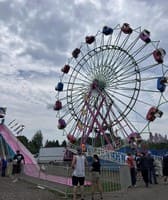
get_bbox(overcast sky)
[0,0,168,144]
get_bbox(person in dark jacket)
[12,150,25,182]
[139,152,149,187]
[91,154,103,200]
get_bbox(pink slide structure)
[0,124,37,164]
[0,124,91,186]
[0,124,41,177]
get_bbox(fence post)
[119,165,131,191]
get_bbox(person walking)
[90,154,103,200]
[12,150,25,182]
[139,152,149,187]
[126,152,137,187]
[71,147,88,200]
[162,152,168,183]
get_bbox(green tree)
[17,135,29,148]
[147,142,168,150]
[44,139,60,147]
[55,140,60,147]
[61,140,67,147]
[29,130,43,154]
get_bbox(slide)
[0,125,69,184]
[0,124,91,186]
[0,124,37,165]
[0,124,41,177]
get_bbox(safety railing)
[21,163,131,199]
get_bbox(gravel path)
[0,176,168,200]
[0,177,59,200]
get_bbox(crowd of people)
[126,151,168,188]
[71,148,168,200]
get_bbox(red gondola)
[58,119,66,129]
[72,48,80,58]
[153,48,166,63]
[54,100,62,111]
[146,107,163,121]
[85,36,95,44]
[61,65,70,73]
[67,134,76,143]
[121,23,133,34]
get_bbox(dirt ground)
[0,177,59,200]
[0,176,168,200]
[107,179,168,200]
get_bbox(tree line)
[17,130,67,154]
[17,130,168,155]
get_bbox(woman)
[91,154,103,200]
[126,152,137,187]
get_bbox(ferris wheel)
[54,23,167,150]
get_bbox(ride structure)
[54,23,168,152]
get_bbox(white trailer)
[37,147,66,164]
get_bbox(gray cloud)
[0,0,168,143]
